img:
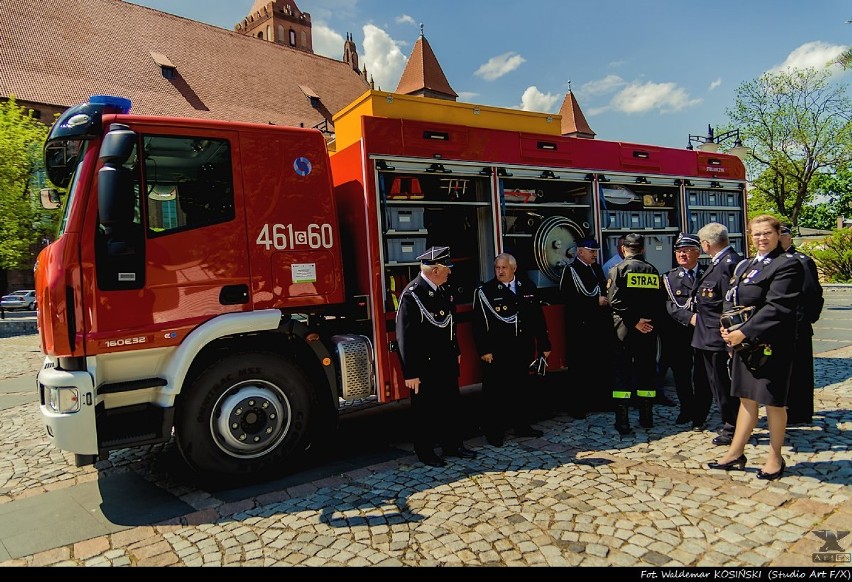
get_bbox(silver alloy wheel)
[212,381,291,458]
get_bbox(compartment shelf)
[505,203,590,209]
[386,229,428,235]
[602,227,681,233]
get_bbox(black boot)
[639,399,654,429]
[614,404,633,436]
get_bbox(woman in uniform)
[708,215,803,481]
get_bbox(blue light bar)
[89,95,132,114]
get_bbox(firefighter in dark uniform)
[606,233,666,435]
[691,222,743,446]
[780,225,824,425]
[660,233,709,429]
[558,236,614,417]
[472,253,552,446]
[395,246,477,467]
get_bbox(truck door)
[85,128,249,348]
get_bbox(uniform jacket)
[663,263,705,328]
[691,246,742,351]
[559,258,613,342]
[788,244,824,337]
[724,245,804,351]
[395,273,459,380]
[472,275,551,359]
[606,255,666,342]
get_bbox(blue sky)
[127,0,850,150]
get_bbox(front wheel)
[175,353,314,478]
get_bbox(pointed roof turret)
[558,83,595,139]
[395,24,458,101]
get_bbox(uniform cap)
[417,245,454,267]
[578,237,600,250]
[780,225,792,236]
[623,233,644,249]
[674,233,701,249]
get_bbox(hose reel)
[532,216,586,282]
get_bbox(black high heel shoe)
[756,459,786,481]
[707,454,747,471]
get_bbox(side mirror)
[39,188,62,210]
[99,124,136,164]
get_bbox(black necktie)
[687,269,694,281]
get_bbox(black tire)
[175,352,314,478]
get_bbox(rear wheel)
[175,353,314,478]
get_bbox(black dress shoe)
[692,422,706,432]
[444,446,477,459]
[655,394,677,408]
[756,459,786,481]
[486,435,504,447]
[712,435,733,446]
[513,426,544,438]
[418,455,446,467]
[675,412,691,425]
[707,453,747,471]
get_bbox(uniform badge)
[428,290,435,297]
[709,291,714,298]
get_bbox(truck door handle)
[219,285,249,305]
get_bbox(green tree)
[799,165,852,230]
[807,229,852,283]
[0,97,50,269]
[729,67,852,229]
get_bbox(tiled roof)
[0,0,369,128]
[558,91,595,138]
[395,34,457,99]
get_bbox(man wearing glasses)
[660,233,709,431]
[691,223,743,446]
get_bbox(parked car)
[1,290,37,311]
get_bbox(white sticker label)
[292,263,317,284]
[118,273,136,281]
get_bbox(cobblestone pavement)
[0,333,850,567]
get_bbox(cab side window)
[144,136,234,236]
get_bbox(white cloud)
[610,81,701,114]
[361,23,408,92]
[311,23,345,59]
[769,41,848,73]
[457,91,479,102]
[396,14,416,25]
[708,78,722,91]
[519,86,560,113]
[577,75,626,98]
[474,52,526,81]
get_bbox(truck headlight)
[47,386,81,413]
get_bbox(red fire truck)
[35,91,746,480]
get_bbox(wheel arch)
[174,314,340,426]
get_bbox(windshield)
[56,140,91,237]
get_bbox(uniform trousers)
[613,330,658,400]
[695,348,739,437]
[668,343,711,424]
[481,347,536,438]
[410,372,463,458]
[786,332,815,423]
